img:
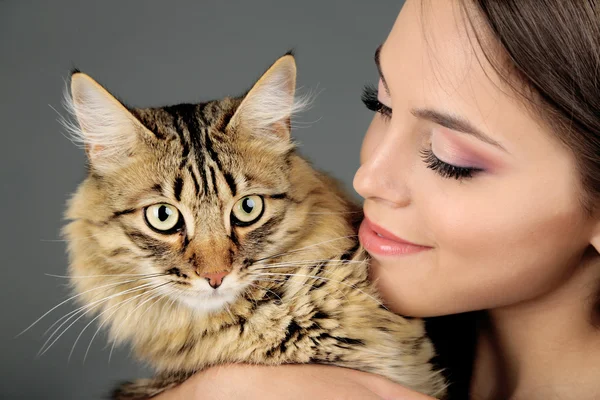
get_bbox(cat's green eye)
[144,204,182,233]
[231,195,264,226]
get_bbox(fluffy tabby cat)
[62,53,447,399]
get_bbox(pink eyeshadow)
[431,128,500,170]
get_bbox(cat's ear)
[67,72,151,171]
[227,54,304,140]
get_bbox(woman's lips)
[359,217,431,257]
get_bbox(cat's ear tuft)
[66,73,150,172]
[227,54,306,140]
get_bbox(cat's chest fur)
[110,246,445,397]
[122,247,369,368]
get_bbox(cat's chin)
[176,288,242,314]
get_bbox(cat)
[61,53,448,399]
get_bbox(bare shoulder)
[154,364,442,400]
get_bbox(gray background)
[0,1,403,398]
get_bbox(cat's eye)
[144,204,182,233]
[231,195,264,227]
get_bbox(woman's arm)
[154,364,438,400]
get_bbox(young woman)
[157,0,600,398]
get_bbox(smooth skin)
[157,0,600,398]
[156,364,433,400]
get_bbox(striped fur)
[62,55,447,399]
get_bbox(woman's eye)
[361,85,392,121]
[144,203,183,233]
[231,195,264,227]
[420,148,482,180]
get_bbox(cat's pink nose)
[201,271,229,289]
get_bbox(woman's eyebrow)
[375,44,506,152]
[411,108,507,152]
[374,44,391,95]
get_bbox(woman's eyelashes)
[362,85,392,121]
[420,148,483,180]
[362,84,484,180]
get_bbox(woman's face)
[354,0,595,317]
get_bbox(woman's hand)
[153,364,438,400]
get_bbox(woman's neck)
[471,247,600,400]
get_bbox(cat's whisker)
[246,282,284,304]
[107,294,152,362]
[165,287,184,311]
[82,282,172,363]
[253,235,359,263]
[250,260,365,275]
[259,259,351,266]
[241,285,261,309]
[159,287,183,314]
[306,211,363,215]
[40,281,158,357]
[250,272,385,309]
[42,230,106,243]
[109,287,178,363]
[43,302,95,338]
[250,278,335,308]
[18,275,164,338]
[250,277,349,305]
[112,287,168,333]
[77,287,160,363]
[145,286,184,334]
[40,233,99,242]
[254,260,365,269]
[41,275,165,337]
[224,304,236,322]
[254,264,365,271]
[38,281,159,357]
[46,272,166,279]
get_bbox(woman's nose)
[353,132,411,208]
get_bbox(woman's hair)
[459,0,600,214]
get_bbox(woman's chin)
[367,257,461,318]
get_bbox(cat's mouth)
[177,288,243,313]
[160,275,248,313]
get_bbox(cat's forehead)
[122,98,290,204]
[132,97,241,141]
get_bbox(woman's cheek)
[422,187,501,259]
